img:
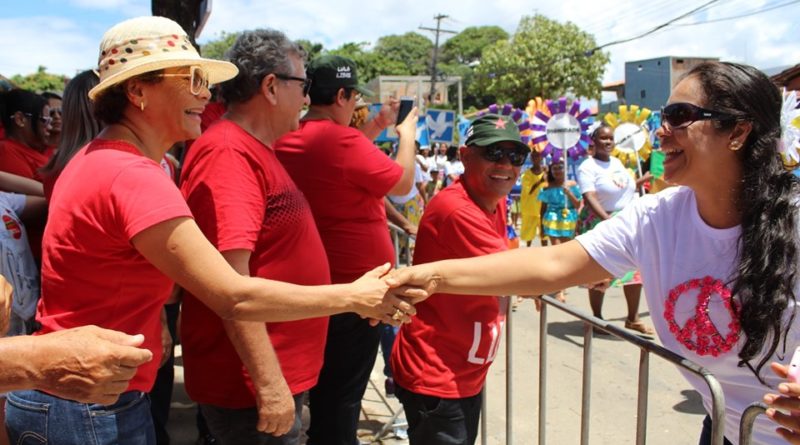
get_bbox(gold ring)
[391,308,404,321]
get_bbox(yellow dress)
[519,169,547,242]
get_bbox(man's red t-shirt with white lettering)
[37,139,192,392]
[180,120,330,406]
[391,179,508,398]
[275,119,402,283]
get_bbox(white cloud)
[1,0,798,92]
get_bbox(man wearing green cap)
[389,114,530,445]
[275,54,418,445]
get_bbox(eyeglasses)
[660,102,739,129]
[18,113,52,126]
[156,66,210,96]
[49,108,62,117]
[275,73,312,96]
[476,143,529,166]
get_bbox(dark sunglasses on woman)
[661,102,739,129]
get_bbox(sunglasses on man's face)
[275,73,313,96]
[478,144,529,166]
[660,102,737,129]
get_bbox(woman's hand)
[349,263,423,326]
[764,362,800,443]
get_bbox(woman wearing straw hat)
[3,16,423,445]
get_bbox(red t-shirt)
[275,119,402,282]
[0,138,53,259]
[37,139,192,393]
[391,180,508,398]
[0,138,52,181]
[180,120,331,406]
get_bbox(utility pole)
[419,14,457,106]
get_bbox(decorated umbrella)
[529,97,591,165]
[780,89,800,171]
[529,97,591,217]
[604,105,653,177]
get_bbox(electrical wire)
[671,0,800,26]
[587,0,720,54]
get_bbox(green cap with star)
[307,55,374,97]
[464,114,528,151]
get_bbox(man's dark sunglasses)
[661,102,738,129]
[275,73,312,96]
[478,143,529,166]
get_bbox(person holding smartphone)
[275,55,419,445]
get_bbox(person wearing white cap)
[3,16,423,445]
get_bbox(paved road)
[166,279,709,445]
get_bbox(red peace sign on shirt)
[663,276,740,357]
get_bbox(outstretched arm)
[388,239,611,298]
[131,217,420,323]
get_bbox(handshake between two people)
[351,262,440,327]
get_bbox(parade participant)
[40,70,102,199]
[41,92,62,148]
[391,114,528,445]
[0,89,52,181]
[179,29,327,444]
[275,54,418,445]
[519,149,547,247]
[4,17,420,445]
[576,124,653,336]
[389,61,800,445]
[538,161,581,303]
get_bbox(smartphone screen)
[396,98,414,126]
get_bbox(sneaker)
[385,377,396,396]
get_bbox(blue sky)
[2,0,799,86]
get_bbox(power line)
[671,0,800,26]
[419,14,458,104]
[586,0,720,55]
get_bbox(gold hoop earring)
[140,102,145,112]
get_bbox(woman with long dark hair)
[40,70,102,199]
[390,61,800,444]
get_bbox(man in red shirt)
[275,55,418,445]
[180,30,325,444]
[390,114,529,445]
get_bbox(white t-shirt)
[444,160,464,185]
[433,154,448,172]
[389,162,424,205]
[577,157,636,212]
[416,154,432,182]
[577,186,800,445]
[0,192,39,322]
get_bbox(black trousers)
[698,415,733,445]
[395,384,483,445]
[306,313,382,445]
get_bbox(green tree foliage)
[372,32,433,76]
[473,15,608,106]
[10,66,68,93]
[200,31,240,60]
[440,26,508,66]
[437,26,509,110]
[295,39,324,61]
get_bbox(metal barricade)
[387,222,414,268]
[488,294,728,445]
[739,403,767,445]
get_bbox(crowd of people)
[0,13,799,445]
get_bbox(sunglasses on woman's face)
[156,66,210,96]
[478,143,529,166]
[660,102,737,129]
